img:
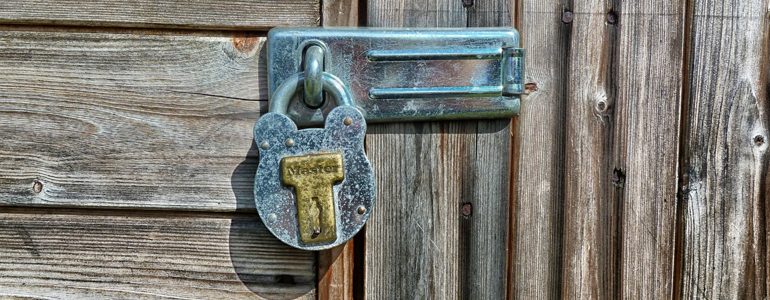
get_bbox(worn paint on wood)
[0,0,319,29]
[680,0,770,298]
[0,30,266,211]
[0,208,315,299]
[364,1,510,299]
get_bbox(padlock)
[253,72,376,251]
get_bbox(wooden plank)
[318,240,354,300]
[0,1,319,30]
[364,1,510,299]
[680,0,769,298]
[322,0,358,27]
[559,1,685,299]
[614,2,684,298]
[0,208,315,299]
[317,1,358,299]
[558,2,619,298]
[509,0,567,298]
[0,29,267,211]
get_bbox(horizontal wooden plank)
[0,1,319,29]
[0,209,315,299]
[0,29,267,211]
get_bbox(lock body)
[254,105,374,251]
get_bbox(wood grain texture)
[560,1,684,299]
[0,29,267,211]
[614,2,684,298]
[0,0,319,30]
[509,0,567,298]
[322,0,358,27]
[0,209,315,299]
[680,0,770,298]
[318,241,354,300]
[559,2,619,298]
[364,1,510,299]
[317,1,359,299]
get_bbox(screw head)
[266,214,277,224]
[357,205,366,214]
[285,139,294,147]
[260,141,269,149]
[344,117,353,126]
[33,181,43,194]
[755,135,765,146]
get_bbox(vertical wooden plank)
[364,1,510,299]
[317,2,359,299]
[466,2,513,298]
[322,0,358,27]
[560,0,685,299]
[318,240,354,300]
[365,122,462,300]
[559,1,620,298]
[510,0,568,298]
[680,0,769,298]
[615,2,684,298]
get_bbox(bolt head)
[285,139,294,147]
[344,117,353,126]
[357,205,366,214]
[260,141,269,149]
[266,214,277,223]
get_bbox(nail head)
[562,11,574,24]
[462,203,473,216]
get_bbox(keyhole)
[310,197,321,238]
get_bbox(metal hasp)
[267,27,525,125]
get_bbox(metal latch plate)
[268,27,523,125]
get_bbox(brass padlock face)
[281,153,344,244]
[253,105,375,251]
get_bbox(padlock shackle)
[269,72,354,115]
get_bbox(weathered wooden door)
[0,0,511,299]
[1,0,768,299]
